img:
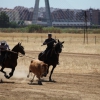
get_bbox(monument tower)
[32,0,52,26]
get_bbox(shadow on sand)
[41,79,56,83]
[0,79,15,84]
[28,79,56,85]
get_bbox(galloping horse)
[38,40,64,81]
[0,43,25,79]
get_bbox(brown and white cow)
[27,59,48,85]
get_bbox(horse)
[38,40,64,81]
[0,43,25,79]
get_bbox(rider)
[42,33,59,64]
[0,41,10,64]
[43,33,56,55]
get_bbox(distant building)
[0,6,100,26]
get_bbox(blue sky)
[0,0,100,9]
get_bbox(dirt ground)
[0,51,100,100]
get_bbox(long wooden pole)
[84,11,88,44]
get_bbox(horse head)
[12,42,25,55]
[54,39,64,54]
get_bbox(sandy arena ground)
[0,51,100,100]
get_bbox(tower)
[32,0,52,26]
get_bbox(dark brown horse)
[0,43,25,79]
[38,40,64,81]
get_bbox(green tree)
[0,12,9,28]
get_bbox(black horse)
[38,40,64,81]
[0,43,25,79]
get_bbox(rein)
[6,50,18,54]
[18,54,35,59]
[7,50,35,59]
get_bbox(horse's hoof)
[38,81,42,85]
[49,78,54,82]
[30,80,33,83]
[6,76,10,79]
[9,73,13,76]
[4,75,10,79]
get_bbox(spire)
[32,0,52,26]
[32,0,39,24]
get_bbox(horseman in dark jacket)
[42,33,59,64]
[0,41,10,64]
[43,33,56,53]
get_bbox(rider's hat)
[48,33,52,36]
[1,41,6,45]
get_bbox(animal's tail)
[27,68,32,78]
[27,59,34,78]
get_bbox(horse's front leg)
[0,67,7,78]
[49,65,56,82]
[47,65,50,75]
[7,67,15,79]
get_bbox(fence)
[0,35,100,44]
